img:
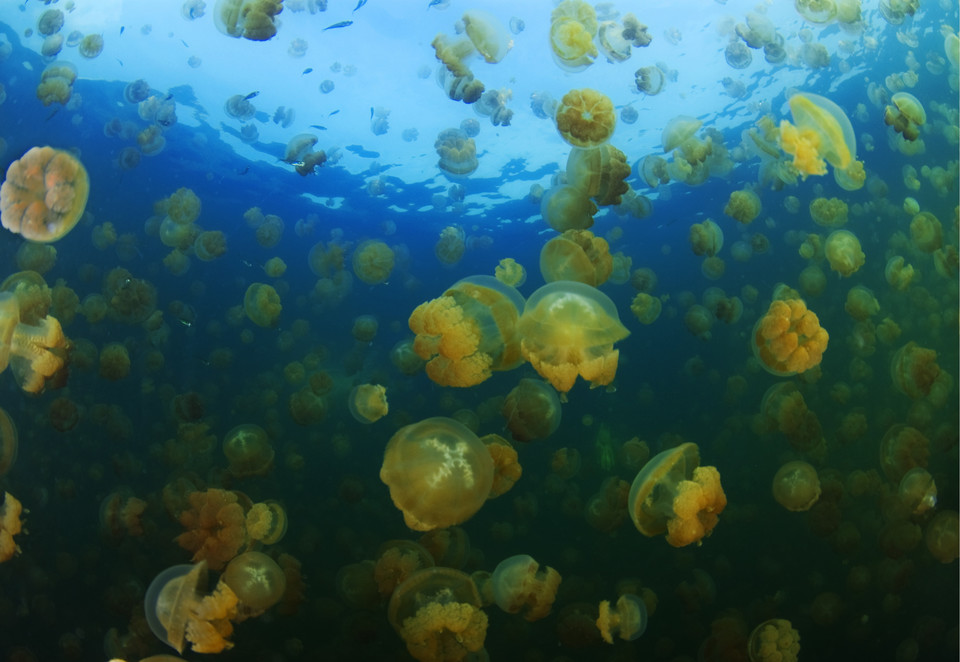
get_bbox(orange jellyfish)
[348,383,389,423]
[494,257,526,287]
[244,501,287,545]
[0,146,89,242]
[747,618,800,662]
[549,1,599,72]
[596,593,648,643]
[352,239,395,285]
[408,276,524,387]
[380,417,494,531]
[771,461,821,512]
[214,0,282,41]
[374,540,435,599]
[388,567,488,662]
[539,229,613,286]
[0,491,24,562]
[890,341,941,399]
[0,291,68,393]
[627,442,727,547]
[565,144,631,206]
[751,299,828,376]
[517,281,630,393]
[481,433,522,498]
[884,92,925,141]
[500,378,562,442]
[824,229,865,277]
[490,554,562,621]
[555,88,616,148]
[175,488,249,570]
[778,92,860,180]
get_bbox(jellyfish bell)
[144,562,208,654]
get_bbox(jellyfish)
[628,442,727,547]
[0,491,23,562]
[844,286,879,321]
[556,89,616,148]
[379,417,494,531]
[925,510,959,564]
[213,0,283,40]
[772,461,821,512]
[223,424,274,477]
[223,551,286,617]
[662,115,703,152]
[37,9,64,35]
[621,105,639,124]
[630,292,662,324]
[494,258,526,287]
[539,229,613,286]
[635,66,665,95]
[473,88,514,127]
[352,240,395,285]
[751,298,829,376]
[1,147,89,243]
[243,283,281,328]
[462,10,512,63]
[778,92,860,180]
[175,489,249,570]
[490,554,561,621]
[482,434,522,498]
[540,185,597,232]
[899,468,937,516]
[689,219,724,257]
[890,342,941,399]
[596,594,647,643]
[909,212,942,253]
[549,1,599,72]
[435,128,478,178]
[0,292,68,394]
[747,619,800,662]
[884,92,925,141]
[99,342,131,381]
[517,281,630,393]
[824,229,865,277]
[725,40,752,69]
[879,424,929,483]
[408,275,524,387]
[387,567,488,662]
[724,189,762,224]
[194,231,227,261]
[809,196,848,228]
[79,34,104,58]
[348,384,389,424]
[566,144,631,206]
[501,378,562,442]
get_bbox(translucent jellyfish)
[435,225,466,265]
[925,510,959,564]
[628,442,727,547]
[890,341,942,399]
[879,424,929,483]
[37,9,64,35]
[351,240,395,285]
[348,384,389,423]
[517,281,630,393]
[549,1,599,72]
[540,185,597,232]
[223,423,274,477]
[540,229,613,287]
[490,554,561,621]
[387,567,488,662]
[909,212,942,253]
[809,197,848,228]
[435,128,478,178]
[243,283,282,328]
[380,417,494,531]
[620,105,639,124]
[1,147,89,243]
[402,128,419,142]
[494,258,526,287]
[473,88,513,126]
[555,89,616,148]
[724,41,752,69]
[844,286,879,321]
[224,93,256,121]
[182,0,207,20]
[408,275,524,387]
[597,21,631,62]
[724,189,762,224]
[899,467,937,516]
[630,292,662,324]
[772,461,821,512]
[748,619,800,662]
[689,219,724,257]
[884,92,925,141]
[824,229,865,277]
[0,292,67,393]
[124,79,152,104]
[778,92,860,180]
[501,378,562,442]
[751,299,829,376]
[79,34,104,58]
[635,66,665,95]
[214,0,283,40]
[662,115,703,152]
[566,144,631,206]
[597,593,647,643]
[223,551,286,616]
[462,10,512,63]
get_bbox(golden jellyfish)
[176,489,248,570]
[565,144,631,206]
[1,146,89,242]
[348,384,389,424]
[890,341,941,399]
[662,115,703,152]
[596,593,648,644]
[263,256,286,277]
[844,286,879,321]
[540,229,612,286]
[374,540,436,599]
[898,468,937,516]
[223,423,274,477]
[925,510,959,564]
[494,257,526,287]
[481,433,522,498]
[36,61,77,106]
[490,554,561,621]
[879,424,929,483]
[772,461,821,512]
[540,185,597,232]
[778,92,859,178]
[0,491,23,562]
[909,211,942,253]
[99,342,131,380]
[724,189,762,225]
[380,417,494,531]
[408,276,524,387]
[884,92,925,141]
[352,239,395,285]
[549,1,599,72]
[435,128,478,178]
[213,0,282,41]
[884,255,915,290]
[747,618,800,662]
[15,242,56,274]
[501,378,562,442]
[689,219,724,256]
[752,299,828,376]
[809,196,848,228]
[352,314,378,342]
[628,442,727,547]
[99,490,148,539]
[223,551,286,617]
[824,229,865,277]
[194,231,227,261]
[243,283,281,328]
[462,10,512,63]
[630,292,662,324]
[555,89,616,148]
[0,292,68,393]
[78,33,104,58]
[0,407,16,476]
[518,281,629,393]
[245,501,286,545]
[165,187,201,225]
[387,567,488,662]
[391,338,426,375]
[435,225,467,265]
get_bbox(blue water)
[0,1,957,661]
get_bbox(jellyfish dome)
[1,147,89,243]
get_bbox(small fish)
[243,91,259,100]
[323,20,353,30]
[353,0,368,10]
[301,67,313,75]
[309,124,327,130]
[238,166,250,175]
[178,318,192,328]
[45,107,60,121]
[119,26,125,35]
[329,109,340,116]
[116,58,123,66]
[180,39,189,47]
[427,0,446,8]
[241,259,255,268]
[164,93,174,101]
[369,106,374,119]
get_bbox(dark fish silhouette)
[309,124,327,130]
[120,26,125,35]
[181,39,189,47]
[329,110,340,116]
[244,91,259,100]
[353,0,368,10]
[324,21,353,30]
[302,67,313,75]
